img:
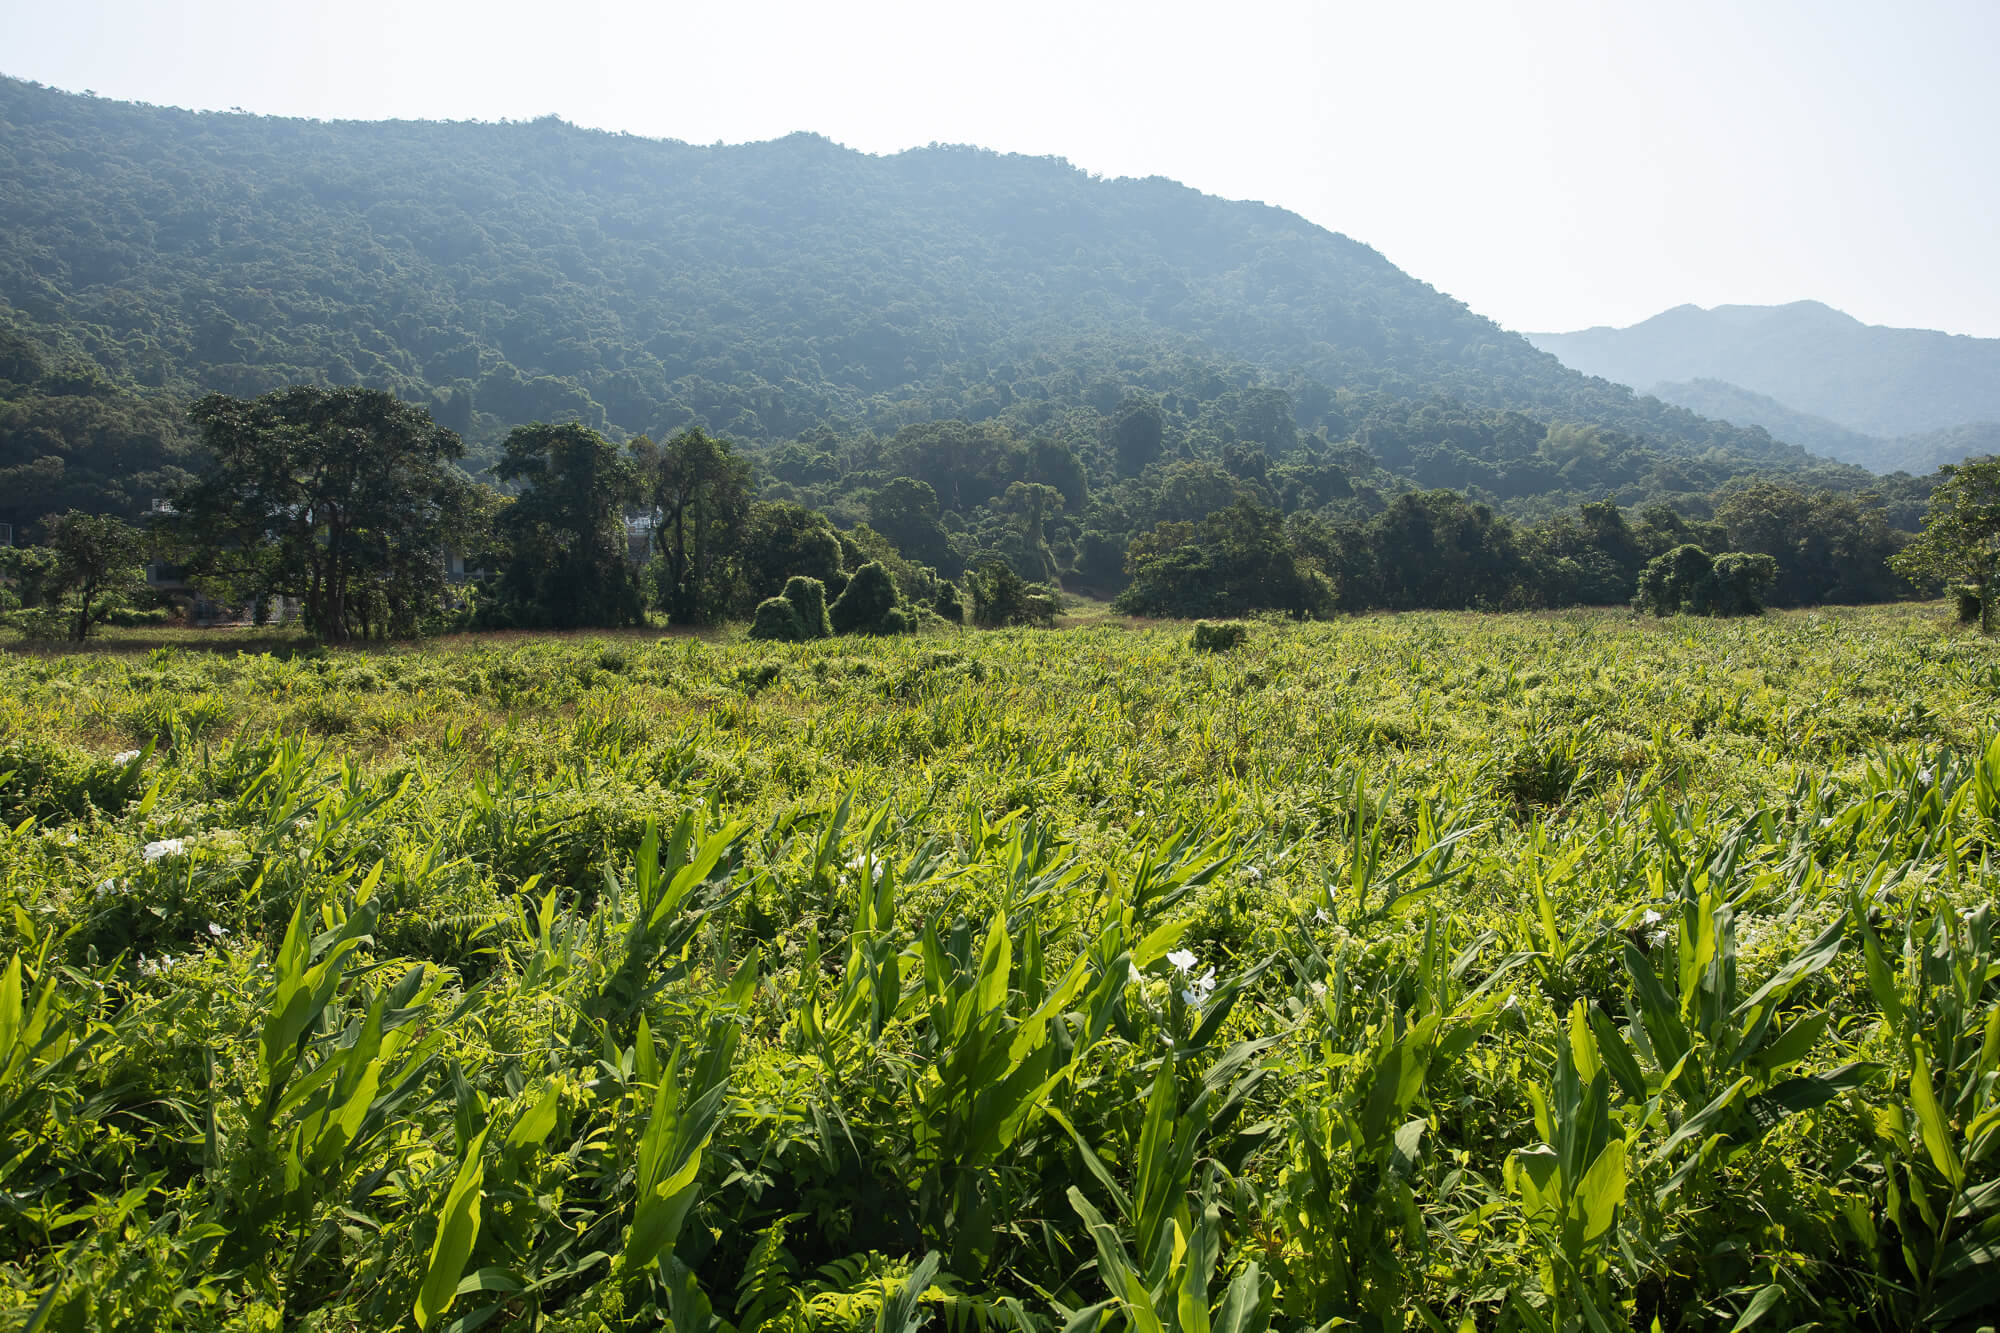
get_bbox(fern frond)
[735,1212,806,1332]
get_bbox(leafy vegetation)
[1893,457,2000,634]
[175,386,484,641]
[1,74,1932,548]
[1631,546,1778,618]
[749,576,835,644]
[0,509,150,640]
[130,382,1931,637]
[0,605,1996,1329]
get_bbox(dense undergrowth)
[0,605,1997,1331]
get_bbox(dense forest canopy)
[0,74,1919,545]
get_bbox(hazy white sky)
[4,0,1996,337]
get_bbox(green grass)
[0,604,1996,1330]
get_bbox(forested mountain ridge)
[1649,377,2000,478]
[0,73,1877,535]
[1529,301,2000,444]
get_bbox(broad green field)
[1,606,1996,1331]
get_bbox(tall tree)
[885,420,1025,512]
[494,422,643,628]
[738,500,846,606]
[178,387,473,642]
[38,511,146,641]
[867,478,956,573]
[1109,397,1166,477]
[997,482,1065,583]
[1716,481,1906,606]
[1892,456,2000,633]
[1114,499,1329,619]
[641,427,753,625]
[1367,490,1523,611]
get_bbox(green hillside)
[0,74,1871,534]
[1530,301,2000,442]
[1652,378,2000,477]
[1648,378,1883,467]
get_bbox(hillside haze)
[1,75,1865,530]
[1529,302,2000,470]
[1645,377,2000,477]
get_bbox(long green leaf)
[415,1126,489,1330]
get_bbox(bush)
[934,581,965,625]
[749,576,835,642]
[1954,585,1985,624]
[829,561,905,635]
[968,561,1060,628]
[1190,621,1250,653]
[748,596,809,642]
[1710,552,1779,616]
[107,606,177,628]
[9,607,69,641]
[780,575,833,638]
[1634,546,1775,618]
[1634,544,1715,616]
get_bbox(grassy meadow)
[1,605,1997,1331]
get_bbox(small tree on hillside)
[46,511,148,641]
[1892,456,2000,634]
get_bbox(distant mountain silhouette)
[1529,302,2000,442]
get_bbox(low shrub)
[830,562,907,635]
[749,596,809,642]
[1190,621,1250,653]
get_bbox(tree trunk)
[670,504,690,624]
[325,517,349,643]
[71,578,93,642]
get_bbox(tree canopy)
[0,73,1933,533]
[490,421,643,630]
[1892,456,2000,633]
[174,386,475,641]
